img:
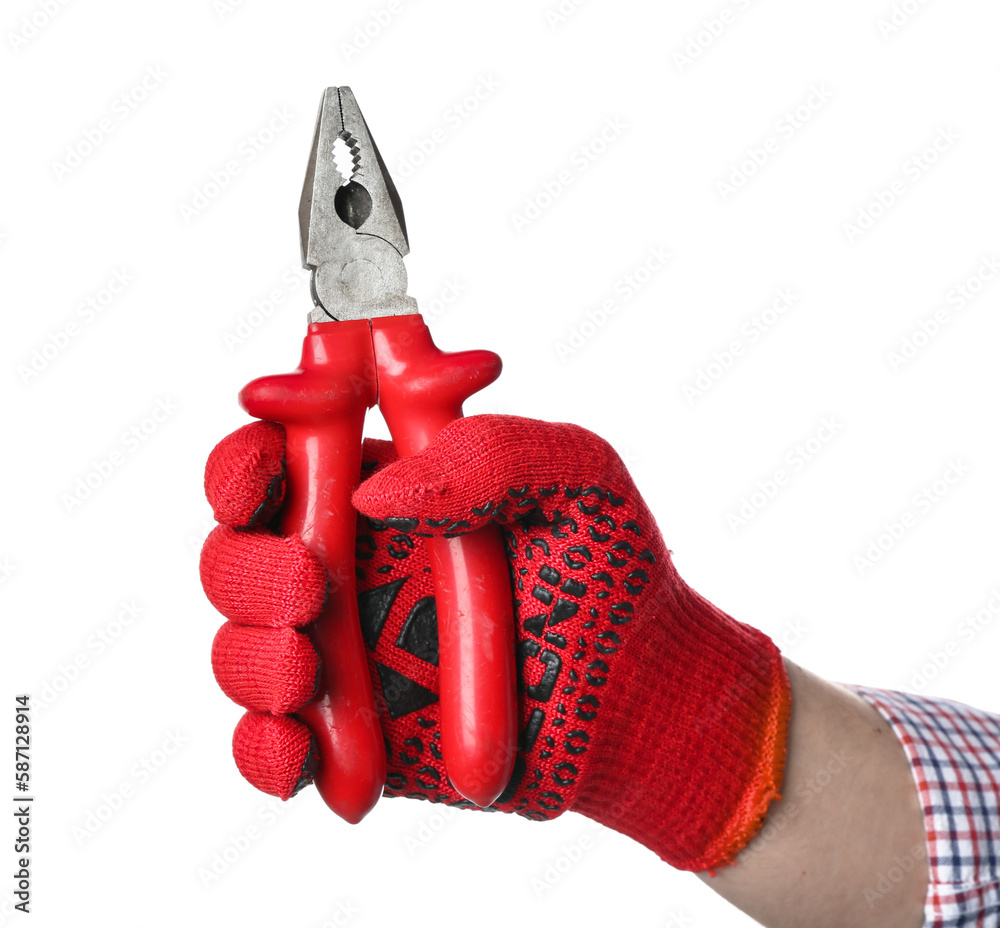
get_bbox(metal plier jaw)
[300,87,418,322]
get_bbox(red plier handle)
[373,315,517,809]
[240,315,516,822]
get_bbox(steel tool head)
[300,87,417,322]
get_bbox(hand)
[200,415,791,872]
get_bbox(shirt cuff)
[843,683,1000,927]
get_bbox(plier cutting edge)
[240,87,517,823]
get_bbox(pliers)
[239,88,517,823]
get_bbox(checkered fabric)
[846,684,1000,927]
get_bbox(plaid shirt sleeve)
[843,684,1000,927]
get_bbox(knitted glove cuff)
[572,578,791,873]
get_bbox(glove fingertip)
[351,460,446,519]
[212,624,320,714]
[232,712,316,801]
[351,429,509,537]
[206,421,286,528]
[200,526,328,629]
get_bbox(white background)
[3,0,999,925]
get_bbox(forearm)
[697,658,928,928]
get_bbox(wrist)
[572,575,792,873]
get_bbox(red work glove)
[200,415,791,873]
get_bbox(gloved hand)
[200,415,791,873]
